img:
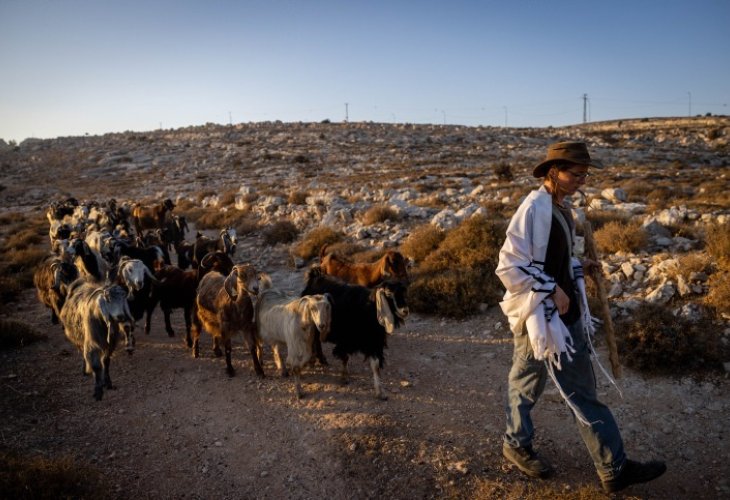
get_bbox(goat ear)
[298,298,312,330]
[97,293,112,328]
[223,270,238,300]
[375,289,396,334]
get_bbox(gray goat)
[60,279,135,401]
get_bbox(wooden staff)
[582,220,622,378]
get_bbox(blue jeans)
[503,319,626,481]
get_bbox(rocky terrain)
[1,116,729,499]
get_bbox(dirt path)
[2,251,729,499]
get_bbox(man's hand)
[553,285,570,315]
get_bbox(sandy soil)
[2,237,729,500]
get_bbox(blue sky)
[1,0,728,142]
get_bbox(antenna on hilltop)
[583,94,588,124]
[344,102,349,122]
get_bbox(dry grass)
[585,210,630,231]
[0,319,47,350]
[0,448,105,499]
[408,216,506,318]
[705,270,730,316]
[592,220,648,254]
[493,161,514,181]
[361,204,400,225]
[262,219,299,245]
[181,206,259,235]
[290,226,344,261]
[615,303,726,375]
[704,221,730,269]
[400,224,445,263]
[288,190,309,205]
[662,252,713,282]
[0,211,48,306]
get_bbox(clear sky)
[1,0,728,142]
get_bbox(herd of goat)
[34,197,411,401]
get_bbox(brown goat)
[132,199,175,235]
[319,246,410,288]
[190,264,263,377]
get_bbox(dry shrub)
[195,189,217,204]
[646,186,674,209]
[704,221,730,269]
[262,220,299,245]
[3,247,47,279]
[615,303,725,375]
[661,252,713,283]
[705,270,730,315]
[585,210,630,231]
[619,177,655,201]
[321,241,368,259]
[288,190,309,205]
[0,448,104,499]
[361,205,400,225]
[401,224,445,263]
[0,319,47,349]
[408,216,506,318]
[218,189,238,207]
[593,220,647,254]
[183,207,251,232]
[696,180,730,208]
[291,226,344,261]
[4,226,44,249]
[0,276,25,312]
[493,161,513,181]
[239,192,259,204]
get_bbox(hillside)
[1,117,729,499]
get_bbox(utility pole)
[344,102,349,122]
[583,93,588,124]
[688,91,692,117]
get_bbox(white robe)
[496,186,591,368]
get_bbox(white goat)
[255,274,332,398]
[59,279,135,400]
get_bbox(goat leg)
[224,338,235,377]
[272,344,288,377]
[103,352,115,390]
[163,308,175,337]
[339,354,349,385]
[183,307,192,342]
[292,366,304,399]
[369,356,387,401]
[89,351,104,401]
[311,336,329,367]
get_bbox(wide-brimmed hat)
[533,141,603,178]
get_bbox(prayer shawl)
[496,186,620,425]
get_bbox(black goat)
[300,265,409,400]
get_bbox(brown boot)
[601,459,666,493]
[502,444,554,479]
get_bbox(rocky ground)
[1,117,729,499]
